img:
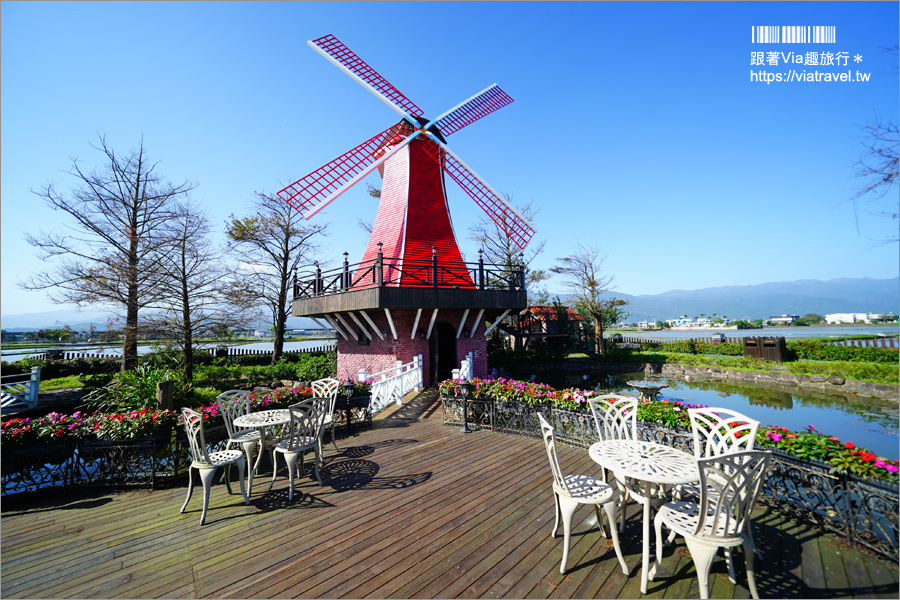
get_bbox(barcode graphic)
[751,26,835,43]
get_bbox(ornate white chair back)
[588,394,637,441]
[286,399,328,447]
[688,407,760,459]
[312,377,340,415]
[537,412,571,495]
[216,390,252,439]
[694,450,771,539]
[182,408,212,465]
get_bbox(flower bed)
[437,377,899,483]
[0,386,376,498]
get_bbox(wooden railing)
[359,355,423,414]
[0,367,41,411]
[294,250,525,299]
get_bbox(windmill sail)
[420,135,536,250]
[429,84,514,137]
[278,123,415,218]
[309,34,423,121]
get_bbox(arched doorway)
[430,321,457,385]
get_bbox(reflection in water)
[532,371,899,459]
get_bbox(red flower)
[859,452,876,462]
[845,442,855,449]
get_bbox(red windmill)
[279,34,534,386]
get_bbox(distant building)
[825,313,869,324]
[769,315,799,325]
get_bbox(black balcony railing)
[294,247,525,299]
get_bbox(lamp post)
[459,376,471,433]
[343,380,354,429]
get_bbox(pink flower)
[768,432,783,442]
[885,465,899,473]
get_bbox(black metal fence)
[441,395,899,563]
[294,250,525,298]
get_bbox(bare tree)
[20,135,193,371]
[226,192,328,364]
[850,117,899,242]
[147,199,242,382]
[469,195,548,291]
[848,45,898,244]
[550,244,628,355]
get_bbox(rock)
[809,376,827,383]
[828,376,846,385]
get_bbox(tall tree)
[147,199,241,382]
[550,243,627,355]
[20,136,193,371]
[226,192,327,364]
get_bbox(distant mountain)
[566,277,899,323]
[3,277,897,330]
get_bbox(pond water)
[538,371,899,460]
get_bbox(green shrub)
[83,365,189,412]
[2,356,121,379]
[785,360,899,385]
[787,339,899,363]
[644,339,743,356]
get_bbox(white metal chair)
[312,377,341,454]
[650,450,771,599]
[217,390,262,469]
[588,394,656,532]
[673,407,762,553]
[180,408,249,525]
[269,398,327,500]
[537,412,628,575]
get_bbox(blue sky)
[2,1,898,318]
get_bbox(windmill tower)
[278,34,535,386]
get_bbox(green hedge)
[641,338,898,363]
[2,357,121,380]
[787,339,898,363]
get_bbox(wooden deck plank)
[294,433,552,598]
[819,531,853,598]
[2,391,898,600]
[216,430,538,599]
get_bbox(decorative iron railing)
[441,395,899,563]
[1,401,371,499]
[294,249,525,298]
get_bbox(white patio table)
[589,439,698,594]
[232,409,290,495]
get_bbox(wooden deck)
[2,390,898,599]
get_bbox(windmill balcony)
[291,250,527,317]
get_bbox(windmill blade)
[309,34,423,122]
[428,84,513,137]
[278,123,416,219]
[421,133,536,249]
